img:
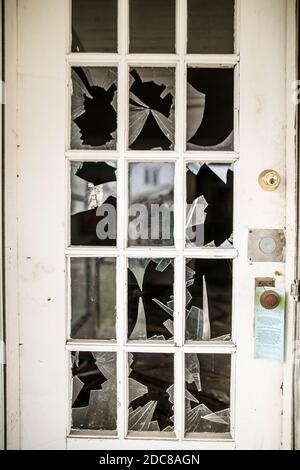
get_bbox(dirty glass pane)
[187,68,234,151]
[71,161,117,246]
[187,0,234,54]
[185,259,232,342]
[71,67,117,150]
[129,0,175,53]
[186,162,233,248]
[128,259,174,342]
[128,163,174,247]
[128,353,174,433]
[129,68,175,150]
[71,258,116,340]
[72,0,117,53]
[71,351,117,432]
[185,354,231,435]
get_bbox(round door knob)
[258,170,281,191]
[260,290,281,310]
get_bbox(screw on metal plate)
[258,170,281,191]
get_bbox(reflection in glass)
[129,68,175,150]
[188,0,234,54]
[71,258,116,340]
[71,351,117,432]
[186,163,233,248]
[129,0,175,53]
[185,354,231,435]
[185,259,232,342]
[71,67,117,150]
[128,353,174,433]
[128,259,174,342]
[71,161,117,246]
[187,68,234,151]
[128,163,174,247]
[72,0,118,53]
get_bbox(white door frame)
[3,0,299,450]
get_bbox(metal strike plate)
[255,278,275,288]
[248,229,285,262]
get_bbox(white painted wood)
[0,0,4,452]
[4,0,297,451]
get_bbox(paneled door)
[4,0,297,450]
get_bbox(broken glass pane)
[128,259,174,342]
[72,0,118,53]
[71,161,117,246]
[185,259,232,342]
[129,0,175,53]
[129,68,175,150]
[128,163,174,247]
[128,353,174,433]
[71,258,116,340]
[71,351,117,432]
[188,0,234,54]
[187,68,234,151]
[186,163,233,247]
[71,67,117,150]
[185,354,231,435]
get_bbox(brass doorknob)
[260,290,281,310]
[258,170,281,191]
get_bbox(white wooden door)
[4,0,298,450]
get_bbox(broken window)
[185,354,231,435]
[71,67,118,150]
[129,68,175,150]
[187,68,234,151]
[72,0,118,53]
[128,259,174,342]
[129,0,175,53]
[186,162,234,247]
[128,163,174,246]
[71,351,117,433]
[128,353,174,433]
[185,259,232,342]
[71,161,117,246]
[70,258,116,340]
[188,0,235,54]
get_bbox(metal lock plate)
[248,229,286,262]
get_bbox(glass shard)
[128,259,174,342]
[187,68,234,151]
[128,353,174,433]
[186,163,233,248]
[71,351,117,432]
[185,354,231,435]
[128,163,175,247]
[187,0,234,54]
[71,67,117,150]
[129,0,175,53]
[71,161,117,246]
[72,0,118,53]
[71,258,116,340]
[185,259,232,342]
[129,68,175,150]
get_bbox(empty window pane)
[129,0,175,53]
[128,259,174,342]
[188,0,234,54]
[71,258,116,340]
[128,353,174,433]
[185,259,232,342]
[71,67,118,150]
[71,352,117,432]
[187,68,234,151]
[128,163,175,247]
[186,162,234,248]
[71,161,117,246]
[185,354,231,435]
[129,68,175,150]
[72,0,118,53]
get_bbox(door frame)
[3,0,299,450]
